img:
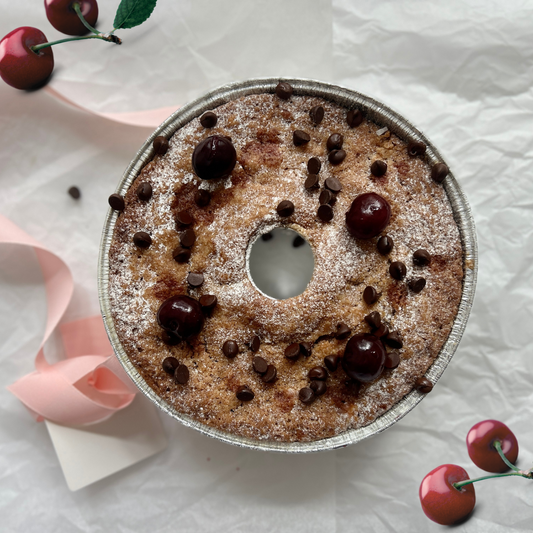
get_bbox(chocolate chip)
[285,343,301,361]
[293,235,305,248]
[308,366,328,381]
[194,189,211,207]
[236,386,254,401]
[317,204,334,222]
[324,355,340,372]
[365,311,382,330]
[252,356,268,374]
[172,246,191,263]
[174,363,189,384]
[293,130,311,146]
[370,160,387,177]
[68,186,81,199]
[135,183,151,202]
[319,189,336,206]
[389,261,407,280]
[161,330,180,346]
[300,342,312,357]
[413,249,431,266]
[327,133,344,152]
[304,174,319,190]
[363,286,379,305]
[325,177,342,193]
[307,157,321,174]
[299,387,315,404]
[407,141,426,157]
[223,340,239,358]
[415,377,433,394]
[377,235,394,255]
[374,323,389,338]
[275,82,293,100]
[108,193,125,211]
[431,163,449,183]
[133,231,152,248]
[328,149,346,165]
[262,364,277,383]
[336,323,351,340]
[180,228,196,249]
[176,210,194,227]
[187,272,204,287]
[261,232,273,241]
[277,200,294,217]
[250,335,261,352]
[309,105,324,125]
[199,294,217,310]
[310,380,327,396]
[409,277,426,293]
[162,356,179,375]
[385,331,403,349]
[200,111,217,128]
[385,351,400,369]
[153,136,169,155]
[347,109,364,128]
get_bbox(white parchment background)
[1,0,533,531]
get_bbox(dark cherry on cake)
[192,135,237,180]
[157,295,204,339]
[342,333,386,382]
[346,192,391,239]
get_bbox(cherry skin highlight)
[0,27,54,90]
[419,464,476,526]
[345,192,391,239]
[466,419,519,473]
[342,333,386,382]
[157,295,204,339]
[192,135,237,180]
[45,0,99,36]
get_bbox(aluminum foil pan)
[98,78,477,453]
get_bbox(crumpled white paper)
[1,0,533,530]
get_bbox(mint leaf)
[114,0,157,30]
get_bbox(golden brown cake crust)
[108,93,463,442]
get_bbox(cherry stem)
[493,440,521,472]
[31,33,121,53]
[72,2,100,35]
[454,470,531,490]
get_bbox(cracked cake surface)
[108,90,464,442]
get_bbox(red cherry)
[0,27,54,90]
[345,192,391,239]
[157,295,204,339]
[45,0,99,36]
[192,135,237,180]
[342,333,386,382]
[466,420,519,473]
[419,464,476,525]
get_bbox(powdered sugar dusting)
[108,93,463,442]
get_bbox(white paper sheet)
[2,0,533,530]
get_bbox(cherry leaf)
[114,0,158,30]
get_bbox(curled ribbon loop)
[2,215,136,426]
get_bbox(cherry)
[419,464,476,525]
[342,333,385,382]
[345,192,391,239]
[466,420,519,473]
[157,295,204,339]
[192,135,237,180]
[45,0,99,36]
[0,27,54,90]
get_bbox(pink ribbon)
[2,214,137,426]
[45,86,179,128]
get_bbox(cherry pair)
[0,1,99,90]
[419,420,530,525]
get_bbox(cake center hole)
[248,228,314,300]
